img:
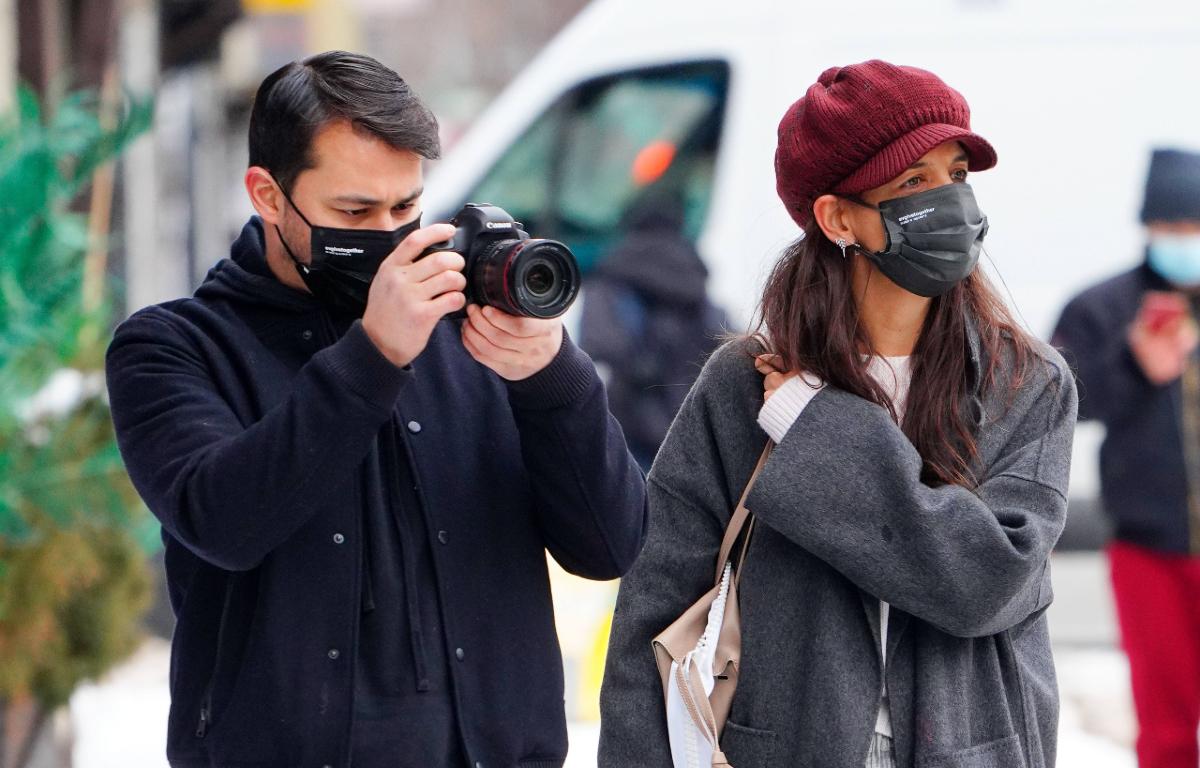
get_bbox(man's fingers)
[463,319,519,361]
[477,305,542,338]
[431,290,467,317]
[383,223,457,268]
[461,324,483,360]
[419,269,467,299]
[466,304,523,353]
[1180,322,1200,353]
[406,248,465,283]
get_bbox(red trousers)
[1110,541,1200,768]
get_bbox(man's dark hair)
[248,50,441,193]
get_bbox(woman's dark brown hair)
[754,221,1036,488]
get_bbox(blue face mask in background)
[1148,234,1200,287]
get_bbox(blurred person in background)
[600,60,1077,768]
[579,187,728,471]
[104,51,647,768]
[1052,148,1200,768]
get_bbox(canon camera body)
[421,204,580,319]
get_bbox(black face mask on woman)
[274,183,422,317]
[850,182,988,298]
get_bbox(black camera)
[420,203,580,319]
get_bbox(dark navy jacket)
[105,218,648,768]
[1051,261,1194,554]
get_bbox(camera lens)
[525,264,555,296]
[471,238,580,318]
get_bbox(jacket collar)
[194,217,321,315]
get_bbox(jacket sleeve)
[597,368,726,767]
[505,331,648,580]
[1051,291,1147,424]
[106,309,409,571]
[745,355,1078,638]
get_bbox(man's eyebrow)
[330,187,424,206]
[397,187,424,204]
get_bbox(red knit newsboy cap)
[775,59,997,227]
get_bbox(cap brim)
[832,124,997,197]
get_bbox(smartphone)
[1141,291,1189,334]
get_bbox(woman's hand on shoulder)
[754,353,798,402]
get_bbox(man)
[106,51,647,768]
[1053,147,1200,768]
[579,189,727,471]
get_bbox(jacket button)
[301,329,313,340]
[455,647,465,661]
[332,533,345,544]
[437,530,448,545]
[327,649,340,660]
[407,420,422,434]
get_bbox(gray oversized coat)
[598,328,1077,768]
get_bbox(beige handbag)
[652,443,772,768]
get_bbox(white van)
[423,0,1200,520]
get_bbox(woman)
[597,60,1077,768]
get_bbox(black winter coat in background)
[1052,259,1196,554]
[105,218,648,768]
[579,204,727,468]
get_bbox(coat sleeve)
[597,358,729,767]
[1051,291,1148,424]
[505,331,648,580]
[745,354,1078,638]
[106,309,408,571]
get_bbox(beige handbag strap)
[714,442,773,585]
[675,658,733,767]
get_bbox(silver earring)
[835,237,848,259]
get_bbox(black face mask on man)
[273,182,422,317]
[848,182,988,298]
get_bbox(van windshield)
[467,60,729,272]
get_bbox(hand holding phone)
[1129,291,1198,385]
[1139,291,1189,334]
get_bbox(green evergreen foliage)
[0,84,156,724]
